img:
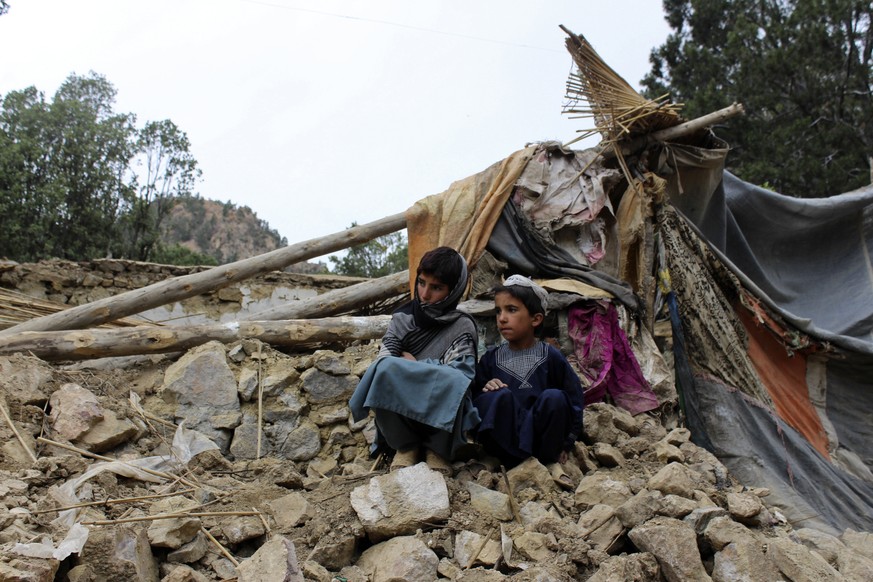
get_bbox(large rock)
[455,530,502,568]
[160,341,241,450]
[768,536,842,581]
[236,536,304,582]
[357,536,439,582]
[147,496,201,549]
[48,383,103,440]
[267,491,314,529]
[300,368,358,404]
[350,462,451,541]
[76,525,159,582]
[711,539,782,582]
[575,473,633,509]
[76,410,138,453]
[505,456,557,497]
[628,517,712,582]
[578,504,625,552]
[466,481,513,521]
[587,553,660,582]
[0,557,59,582]
[268,419,321,461]
[646,463,697,498]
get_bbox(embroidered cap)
[503,274,549,313]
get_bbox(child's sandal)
[425,449,453,477]
[548,462,574,490]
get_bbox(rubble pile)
[1,340,872,582]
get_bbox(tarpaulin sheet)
[663,147,873,533]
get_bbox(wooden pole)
[0,213,407,336]
[603,102,745,159]
[246,270,409,321]
[0,315,392,361]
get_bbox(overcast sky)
[0,1,671,261]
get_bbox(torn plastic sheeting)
[13,522,89,560]
[52,420,218,528]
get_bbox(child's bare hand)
[401,352,416,361]
[558,450,569,464]
[482,379,507,392]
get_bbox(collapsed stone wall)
[0,259,368,326]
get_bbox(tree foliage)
[643,0,873,196]
[329,226,408,278]
[0,72,203,262]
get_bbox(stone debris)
[0,338,870,582]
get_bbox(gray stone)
[0,558,59,582]
[300,368,358,404]
[77,525,159,582]
[647,462,697,498]
[160,341,241,451]
[583,404,630,446]
[506,456,558,496]
[262,389,307,423]
[350,462,451,541]
[768,536,842,581]
[615,489,661,528]
[237,367,259,401]
[308,533,357,570]
[262,360,301,396]
[466,481,513,521]
[577,504,624,552]
[229,413,269,460]
[725,491,763,521]
[327,425,356,447]
[75,410,138,453]
[514,531,556,562]
[586,552,660,582]
[712,539,782,582]
[48,383,103,440]
[575,473,633,509]
[653,441,685,463]
[236,536,304,582]
[592,443,626,467]
[837,548,873,580]
[267,492,314,529]
[628,517,712,582]
[664,427,692,446]
[221,515,265,544]
[657,494,697,518]
[313,351,351,375]
[268,419,321,461]
[455,530,502,568]
[519,500,552,529]
[310,404,351,426]
[703,516,756,552]
[166,533,208,563]
[841,529,873,561]
[357,535,439,582]
[161,564,211,582]
[795,528,845,565]
[302,560,333,582]
[147,495,200,549]
[684,506,729,537]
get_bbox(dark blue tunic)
[473,341,584,466]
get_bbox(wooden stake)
[500,465,522,523]
[0,399,37,464]
[82,510,262,526]
[201,526,240,568]
[33,488,196,514]
[464,526,496,569]
[256,342,263,460]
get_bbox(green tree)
[122,120,201,261]
[643,0,873,196]
[150,242,217,266]
[329,226,408,278]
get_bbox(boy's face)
[417,272,450,305]
[495,291,543,347]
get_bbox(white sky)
[0,1,671,262]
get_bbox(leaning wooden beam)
[247,270,410,321]
[605,103,745,158]
[0,315,392,361]
[0,213,407,337]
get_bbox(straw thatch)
[560,25,684,147]
[0,288,158,330]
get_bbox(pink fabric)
[568,301,659,416]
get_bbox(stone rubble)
[0,339,870,582]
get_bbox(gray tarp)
[666,148,873,534]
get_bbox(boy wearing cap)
[472,275,584,482]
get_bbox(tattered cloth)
[567,299,659,416]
